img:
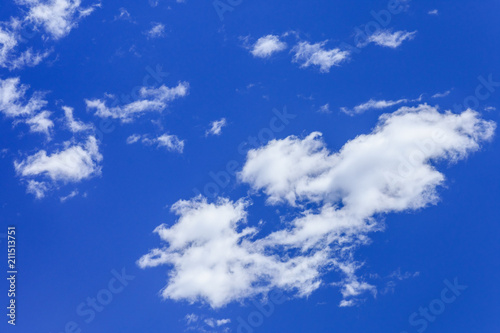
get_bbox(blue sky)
[0,0,499,332]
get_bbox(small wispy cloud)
[115,8,133,22]
[63,106,94,133]
[126,134,141,144]
[184,313,231,332]
[428,9,439,15]
[206,118,227,136]
[431,90,451,98]
[360,30,417,48]
[146,23,166,39]
[128,134,184,153]
[60,190,79,203]
[318,103,332,113]
[341,98,405,115]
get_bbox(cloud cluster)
[85,82,189,122]
[0,0,97,69]
[248,28,416,73]
[248,34,351,73]
[139,105,495,308]
[0,25,49,69]
[0,77,101,198]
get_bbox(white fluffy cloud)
[292,41,350,73]
[138,197,326,308]
[1,77,102,198]
[15,136,102,197]
[250,35,287,58]
[154,134,184,153]
[241,105,495,208]
[85,82,189,122]
[26,179,49,199]
[140,105,495,308]
[206,118,227,136]
[20,0,97,40]
[361,30,417,48]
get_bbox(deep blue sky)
[0,0,499,332]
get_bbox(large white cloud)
[240,105,495,209]
[139,105,495,308]
[138,196,327,308]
